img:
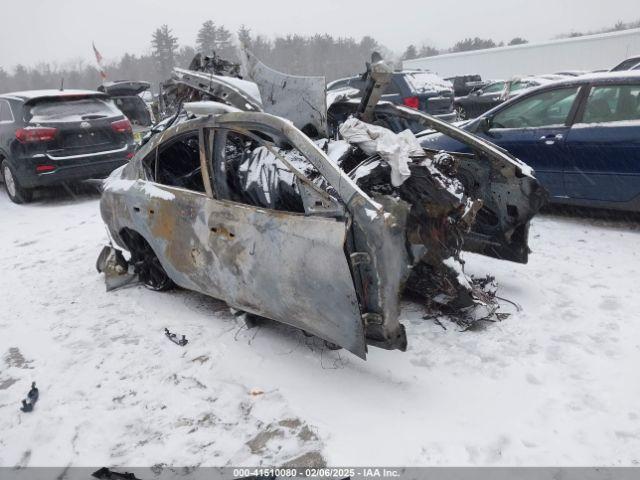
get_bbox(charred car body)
[97,51,546,359]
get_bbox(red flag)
[92,42,107,80]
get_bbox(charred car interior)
[97,49,547,359]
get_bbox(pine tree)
[215,25,234,58]
[402,44,418,60]
[237,25,252,49]
[176,46,196,68]
[508,37,528,46]
[151,25,179,78]
[196,20,217,54]
[418,45,439,57]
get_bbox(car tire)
[455,104,467,121]
[2,160,33,204]
[123,229,175,291]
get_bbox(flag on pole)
[92,42,107,81]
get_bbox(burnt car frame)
[98,50,546,359]
[99,104,545,359]
[100,111,410,358]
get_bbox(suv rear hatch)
[403,72,454,116]
[98,81,154,136]
[21,94,132,158]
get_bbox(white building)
[403,28,640,80]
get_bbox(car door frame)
[477,84,585,198]
[563,78,640,206]
[118,113,402,358]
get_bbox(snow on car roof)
[403,71,453,92]
[563,70,640,82]
[516,70,640,91]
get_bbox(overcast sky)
[1,0,638,69]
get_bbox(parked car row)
[610,55,640,72]
[422,71,640,212]
[454,75,579,120]
[450,59,640,122]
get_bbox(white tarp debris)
[338,117,423,187]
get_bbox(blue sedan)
[420,71,640,212]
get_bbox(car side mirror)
[478,117,492,134]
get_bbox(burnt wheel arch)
[119,228,175,291]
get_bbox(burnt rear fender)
[454,153,546,263]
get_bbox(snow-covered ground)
[1,187,639,467]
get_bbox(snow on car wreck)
[97,52,547,359]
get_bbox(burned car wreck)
[97,51,546,359]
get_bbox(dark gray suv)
[328,70,456,122]
[0,90,135,203]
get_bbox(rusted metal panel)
[172,67,263,112]
[239,49,328,137]
[104,180,367,357]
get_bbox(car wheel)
[2,160,33,204]
[124,230,175,291]
[455,104,467,121]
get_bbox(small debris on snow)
[20,382,39,413]
[164,328,188,347]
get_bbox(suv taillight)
[15,127,58,143]
[402,96,420,109]
[111,118,132,134]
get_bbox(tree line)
[0,21,384,94]
[1,17,638,93]
[401,37,529,61]
[401,17,640,60]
